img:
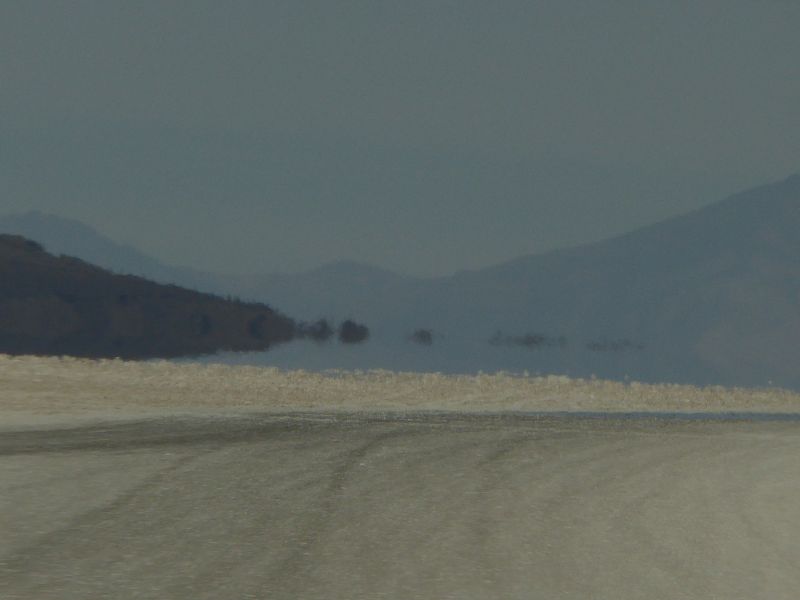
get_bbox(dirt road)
[2,413,799,599]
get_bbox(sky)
[1,1,798,277]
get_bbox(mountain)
[426,173,800,387]
[254,174,800,389]
[4,174,798,388]
[0,210,419,325]
[231,260,416,322]
[0,234,299,359]
[0,211,221,293]
[0,210,410,324]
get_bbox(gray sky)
[1,1,798,276]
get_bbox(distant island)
[0,234,367,359]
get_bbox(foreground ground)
[2,356,799,598]
[2,412,799,600]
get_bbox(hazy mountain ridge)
[229,259,415,323]
[232,174,800,388]
[2,174,798,388]
[464,175,800,385]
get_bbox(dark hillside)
[0,211,219,292]
[0,235,296,359]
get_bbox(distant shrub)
[301,319,334,342]
[338,319,369,344]
[409,328,433,346]
[586,338,644,352]
[489,331,566,349]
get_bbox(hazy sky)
[1,1,798,276]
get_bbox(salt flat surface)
[1,354,798,429]
[3,356,800,599]
[2,414,800,599]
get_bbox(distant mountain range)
[2,173,798,389]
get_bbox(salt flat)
[1,355,799,427]
[2,356,799,599]
[2,413,800,600]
